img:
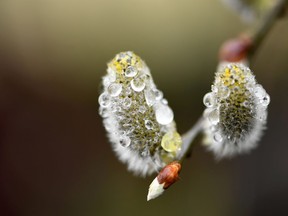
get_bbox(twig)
[219,0,287,63]
[248,0,287,61]
[177,116,205,161]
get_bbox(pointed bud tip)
[147,177,165,201]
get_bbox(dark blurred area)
[0,1,288,216]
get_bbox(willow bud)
[98,51,182,176]
[147,161,181,201]
[203,63,270,158]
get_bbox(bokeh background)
[1,0,288,216]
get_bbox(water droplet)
[103,118,114,131]
[102,76,111,86]
[108,83,122,97]
[155,104,174,125]
[104,122,112,131]
[153,136,160,143]
[119,135,131,147]
[125,66,138,77]
[140,149,149,157]
[210,125,217,132]
[122,97,132,109]
[111,104,121,113]
[245,90,252,96]
[211,85,218,93]
[161,99,168,105]
[208,109,220,125]
[99,106,109,118]
[125,126,135,135]
[103,69,116,86]
[153,89,163,100]
[203,92,216,108]
[213,132,223,143]
[218,86,230,98]
[98,93,110,107]
[144,89,156,106]
[107,67,116,82]
[248,75,256,84]
[254,85,266,99]
[125,87,132,95]
[245,67,251,73]
[227,64,233,70]
[242,100,249,107]
[145,120,154,130]
[161,132,182,153]
[118,53,126,60]
[139,106,146,114]
[260,94,270,106]
[246,82,254,91]
[215,76,221,85]
[131,74,146,92]
[127,51,133,57]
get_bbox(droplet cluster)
[99,51,181,176]
[203,63,270,158]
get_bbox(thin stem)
[177,116,205,161]
[248,0,287,61]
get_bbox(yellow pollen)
[109,52,142,74]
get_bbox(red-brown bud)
[219,35,252,62]
[157,161,181,189]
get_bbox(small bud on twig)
[147,161,181,201]
[219,35,252,62]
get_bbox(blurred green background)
[0,0,288,216]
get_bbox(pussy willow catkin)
[99,52,182,176]
[203,63,270,158]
